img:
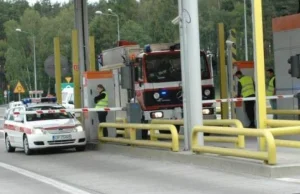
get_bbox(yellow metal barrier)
[265,120,300,148]
[150,119,245,148]
[192,126,277,165]
[99,123,179,152]
[266,119,300,128]
[115,118,128,137]
[267,109,300,115]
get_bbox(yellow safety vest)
[267,76,275,96]
[239,76,255,97]
[95,91,108,108]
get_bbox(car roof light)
[21,97,57,105]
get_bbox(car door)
[13,107,26,147]
[4,108,18,147]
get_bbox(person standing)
[235,70,256,128]
[94,84,108,137]
[266,68,277,119]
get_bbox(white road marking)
[277,178,300,184]
[0,162,91,194]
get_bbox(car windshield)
[145,52,210,83]
[26,106,73,122]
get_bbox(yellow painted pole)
[252,0,267,150]
[72,30,81,109]
[218,23,229,119]
[89,36,96,71]
[54,37,62,104]
[229,29,237,119]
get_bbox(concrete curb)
[89,143,300,178]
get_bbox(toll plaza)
[8,0,300,180]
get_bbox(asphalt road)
[0,137,300,194]
[0,106,299,194]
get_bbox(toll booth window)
[26,106,73,121]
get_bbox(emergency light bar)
[21,97,57,105]
[13,107,125,115]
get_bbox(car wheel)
[23,136,32,155]
[5,136,15,153]
[76,146,86,152]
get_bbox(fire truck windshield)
[145,52,209,83]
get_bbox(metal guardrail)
[266,120,300,148]
[191,126,277,165]
[267,109,300,115]
[150,119,245,148]
[98,123,179,152]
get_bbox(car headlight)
[33,128,46,135]
[73,125,83,132]
[153,92,160,99]
[204,89,211,96]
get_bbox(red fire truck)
[101,41,216,123]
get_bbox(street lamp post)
[16,28,37,98]
[244,0,248,61]
[95,9,120,42]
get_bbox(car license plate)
[52,134,72,141]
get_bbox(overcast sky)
[26,0,100,5]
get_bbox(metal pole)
[117,15,120,42]
[226,41,234,119]
[244,0,248,60]
[182,0,204,147]
[33,36,37,98]
[178,0,191,150]
[218,23,229,119]
[54,37,62,104]
[89,36,96,71]
[252,0,267,150]
[72,30,81,110]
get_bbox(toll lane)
[0,141,299,194]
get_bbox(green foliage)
[1,0,299,94]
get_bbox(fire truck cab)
[101,41,216,124]
[134,44,216,121]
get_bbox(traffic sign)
[13,81,25,93]
[65,77,72,83]
[61,83,74,90]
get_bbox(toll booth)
[232,61,255,127]
[272,14,300,120]
[83,71,116,142]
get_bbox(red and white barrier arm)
[14,107,125,115]
[202,94,295,104]
[13,94,295,115]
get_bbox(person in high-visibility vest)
[94,84,108,137]
[235,70,256,128]
[266,68,277,119]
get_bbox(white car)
[3,98,86,155]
